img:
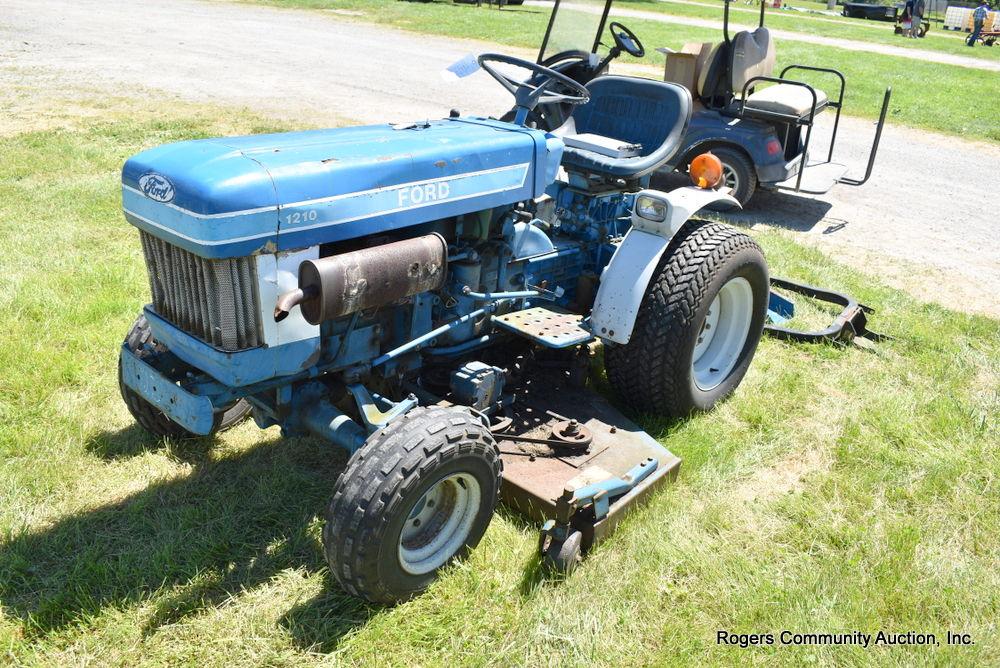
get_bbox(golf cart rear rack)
[738,72,890,193]
[719,0,892,195]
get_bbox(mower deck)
[496,374,681,551]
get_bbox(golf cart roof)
[538,0,614,62]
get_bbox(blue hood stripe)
[123,185,278,219]
[279,162,529,230]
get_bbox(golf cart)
[510,0,892,205]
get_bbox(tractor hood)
[122,119,562,258]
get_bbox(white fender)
[589,187,740,345]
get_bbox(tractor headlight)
[635,195,668,222]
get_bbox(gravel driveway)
[1,0,997,316]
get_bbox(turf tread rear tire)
[604,220,767,416]
[323,406,501,604]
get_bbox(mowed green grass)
[618,0,1000,61]
[1,98,999,667]
[250,0,1000,143]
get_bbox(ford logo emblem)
[138,173,175,203]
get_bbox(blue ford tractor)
[118,53,770,603]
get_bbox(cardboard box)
[662,52,698,92]
[656,42,713,95]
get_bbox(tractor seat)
[744,83,829,118]
[552,75,691,180]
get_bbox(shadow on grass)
[85,423,219,463]
[278,589,377,653]
[0,425,374,646]
[3,380,690,645]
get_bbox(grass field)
[250,0,1000,143]
[619,0,1000,61]
[1,90,998,666]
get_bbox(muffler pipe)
[273,286,316,322]
[274,233,448,324]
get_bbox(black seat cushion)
[555,76,692,179]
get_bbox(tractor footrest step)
[493,306,594,349]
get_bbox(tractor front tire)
[118,315,251,439]
[323,406,502,604]
[604,221,768,417]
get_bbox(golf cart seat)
[553,75,691,179]
[698,28,829,120]
[745,84,829,118]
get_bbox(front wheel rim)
[398,473,482,575]
[692,277,754,391]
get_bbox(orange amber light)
[689,152,724,189]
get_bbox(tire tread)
[605,220,765,416]
[323,406,502,604]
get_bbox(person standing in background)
[909,0,925,37]
[968,1,990,46]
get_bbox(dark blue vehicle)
[515,0,892,205]
[843,1,900,21]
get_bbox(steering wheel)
[609,22,645,58]
[540,49,591,70]
[478,53,590,123]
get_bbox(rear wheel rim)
[692,277,754,391]
[398,473,481,575]
[721,163,740,195]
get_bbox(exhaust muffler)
[274,233,448,325]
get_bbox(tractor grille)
[140,232,262,351]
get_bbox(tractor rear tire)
[604,221,768,417]
[323,406,502,604]
[118,314,251,439]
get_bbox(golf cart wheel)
[118,315,251,438]
[542,530,582,575]
[323,406,502,604]
[709,146,757,207]
[604,221,768,417]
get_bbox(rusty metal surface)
[493,306,594,348]
[550,419,592,449]
[498,375,681,526]
[297,233,447,324]
[493,418,592,452]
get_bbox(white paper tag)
[442,54,481,81]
